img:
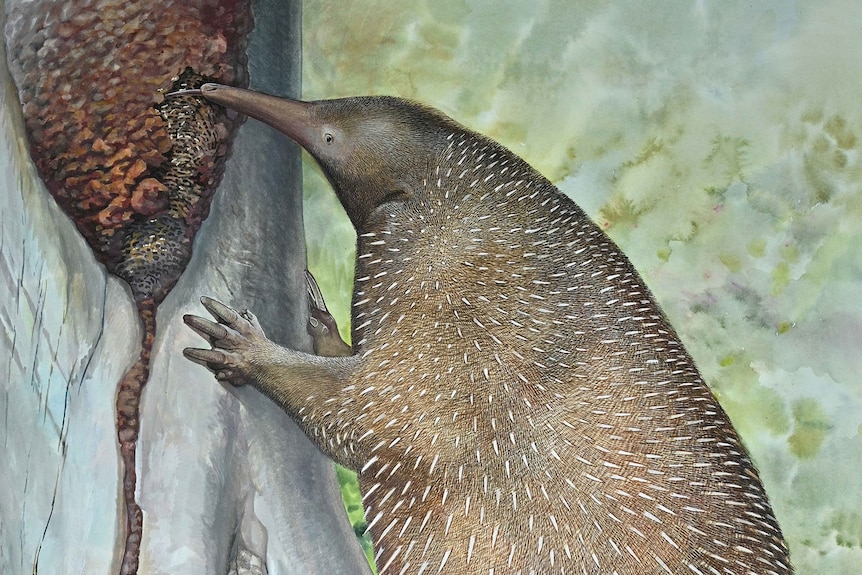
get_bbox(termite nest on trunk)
[115,67,237,305]
[5,0,252,303]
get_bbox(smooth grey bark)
[1,0,370,573]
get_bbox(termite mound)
[5,1,253,573]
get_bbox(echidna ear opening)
[379,189,412,205]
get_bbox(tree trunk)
[0,1,370,573]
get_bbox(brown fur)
[184,86,793,575]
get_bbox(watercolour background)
[1,2,859,574]
[301,3,862,575]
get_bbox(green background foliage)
[300,3,862,573]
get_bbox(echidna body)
[182,84,793,575]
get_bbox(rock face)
[1,0,370,573]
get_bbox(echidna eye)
[324,132,334,144]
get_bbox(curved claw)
[200,296,250,334]
[183,347,228,368]
[183,314,230,342]
[239,308,264,333]
[182,297,267,388]
[198,296,266,337]
[305,270,330,314]
[304,270,352,357]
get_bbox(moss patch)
[336,465,377,573]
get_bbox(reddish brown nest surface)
[5,0,253,303]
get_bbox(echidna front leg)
[182,297,355,408]
[183,298,269,386]
[183,296,370,472]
